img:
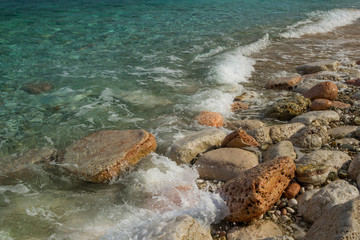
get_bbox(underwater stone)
[59,130,157,183]
[22,82,53,94]
[295,60,340,74]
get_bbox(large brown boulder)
[219,156,296,222]
[59,130,157,183]
[303,81,338,100]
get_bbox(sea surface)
[1,0,360,239]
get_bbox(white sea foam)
[0,184,30,195]
[281,9,360,38]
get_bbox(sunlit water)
[1,0,360,239]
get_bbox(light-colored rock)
[0,147,55,175]
[231,102,249,112]
[248,123,305,144]
[220,156,295,222]
[303,71,342,81]
[348,154,360,181]
[335,138,360,149]
[295,60,340,74]
[303,81,338,100]
[221,129,259,148]
[296,149,351,171]
[195,148,258,181]
[169,129,226,164]
[265,75,302,90]
[296,163,331,185]
[227,220,283,240]
[310,98,332,111]
[197,111,224,127]
[159,215,212,240]
[288,198,298,207]
[261,236,295,240]
[294,80,318,94]
[298,180,359,223]
[327,126,357,139]
[264,141,296,162]
[290,110,340,125]
[290,125,328,149]
[225,119,266,131]
[305,196,360,240]
[60,130,157,183]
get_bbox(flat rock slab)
[290,110,339,125]
[227,220,283,240]
[295,60,340,74]
[220,156,295,222]
[169,129,226,164]
[298,180,359,223]
[305,196,360,240]
[195,148,258,181]
[265,75,302,90]
[60,130,157,183]
[327,126,357,139]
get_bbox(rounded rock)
[303,81,338,100]
[288,198,298,207]
[197,111,224,127]
[311,98,332,111]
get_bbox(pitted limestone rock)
[290,125,328,149]
[221,129,259,148]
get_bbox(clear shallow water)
[1,0,360,239]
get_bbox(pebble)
[299,187,306,194]
[281,208,287,215]
[288,198,298,207]
[278,201,287,209]
[280,215,291,222]
[286,207,296,214]
[275,210,282,216]
[271,214,279,222]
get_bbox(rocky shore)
[2,59,360,239]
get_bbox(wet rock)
[290,110,340,125]
[220,156,295,222]
[227,220,283,240]
[342,61,357,68]
[264,141,296,162]
[290,125,328,149]
[195,148,258,182]
[231,102,249,112]
[295,60,340,74]
[169,129,226,164]
[348,153,360,181]
[265,75,302,90]
[0,147,55,175]
[284,182,301,199]
[59,130,157,183]
[296,149,351,172]
[305,197,360,240]
[22,81,53,94]
[310,98,332,111]
[331,100,351,109]
[160,215,212,240]
[294,80,318,95]
[327,125,357,139]
[197,111,224,127]
[234,91,259,102]
[248,123,305,144]
[303,71,342,81]
[221,129,259,148]
[225,119,266,131]
[265,95,311,121]
[298,180,359,224]
[303,81,338,100]
[296,163,331,185]
[345,78,360,86]
[261,237,294,240]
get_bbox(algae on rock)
[266,95,311,121]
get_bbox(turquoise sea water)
[1,1,360,239]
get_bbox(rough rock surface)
[227,220,283,240]
[298,180,359,223]
[248,123,305,144]
[303,81,338,100]
[290,110,340,125]
[220,156,295,222]
[264,141,296,162]
[231,102,249,112]
[169,129,226,164]
[0,147,55,175]
[197,111,224,127]
[225,119,266,131]
[305,196,360,240]
[296,150,351,171]
[159,215,212,240]
[295,60,340,74]
[60,130,157,183]
[327,126,357,139]
[290,125,328,149]
[310,98,332,111]
[195,148,258,181]
[348,153,360,180]
[221,129,259,148]
[261,237,294,240]
[265,95,311,121]
[265,75,302,90]
[295,163,331,185]
[22,81,53,94]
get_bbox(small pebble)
[271,214,278,222]
[280,215,291,222]
[281,208,287,215]
[288,198,298,207]
[286,207,296,214]
[299,187,306,194]
[275,210,282,216]
[304,184,314,190]
[278,201,287,209]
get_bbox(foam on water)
[281,9,360,38]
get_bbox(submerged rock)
[195,148,258,182]
[220,156,295,222]
[22,81,53,94]
[231,102,249,112]
[227,220,283,240]
[265,95,311,121]
[295,60,340,74]
[59,130,157,183]
[197,111,224,127]
[169,129,226,164]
